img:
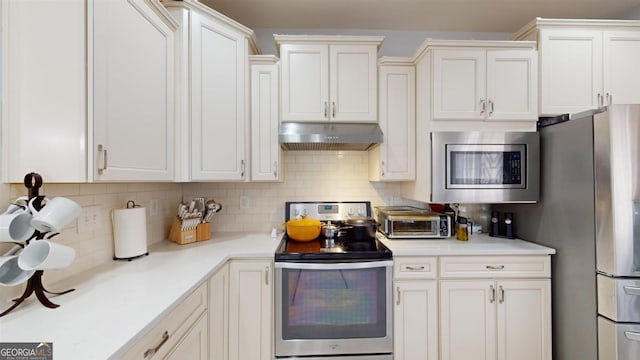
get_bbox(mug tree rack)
[0,172,75,317]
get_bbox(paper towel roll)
[112,207,148,260]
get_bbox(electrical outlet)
[150,199,160,217]
[240,195,250,210]
[77,206,100,233]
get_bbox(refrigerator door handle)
[623,286,640,296]
[624,331,640,342]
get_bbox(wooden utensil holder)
[168,218,197,245]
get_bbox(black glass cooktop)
[274,235,392,262]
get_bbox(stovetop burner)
[275,201,392,262]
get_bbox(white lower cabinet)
[209,259,273,360]
[393,257,438,360]
[439,255,552,360]
[209,263,229,360]
[120,283,208,359]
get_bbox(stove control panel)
[286,201,371,222]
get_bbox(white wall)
[254,28,511,57]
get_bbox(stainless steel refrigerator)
[496,104,640,360]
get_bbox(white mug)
[29,197,81,233]
[3,196,29,215]
[0,212,35,242]
[18,240,76,270]
[0,246,35,286]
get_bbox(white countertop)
[0,232,554,359]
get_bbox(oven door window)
[446,144,526,189]
[281,267,387,339]
[391,219,437,236]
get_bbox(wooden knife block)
[168,218,211,244]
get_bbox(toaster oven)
[376,206,450,239]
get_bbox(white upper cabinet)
[1,0,177,183]
[513,18,640,115]
[276,35,383,123]
[432,46,537,122]
[165,0,259,181]
[92,0,177,181]
[369,59,416,181]
[2,0,86,182]
[250,56,282,182]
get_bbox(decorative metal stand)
[0,172,75,317]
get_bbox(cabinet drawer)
[122,283,208,359]
[393,257,438,279]
[439,255,550,278]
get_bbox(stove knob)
[357,208,365,217]
[347,208,355,217]
[302,209,309,217]
[292,209,299,217]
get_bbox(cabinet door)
[496,280,551,360]
[603,30,640,105]
[209,264,229,360]
[92,0,175,181]
[394,280,438,360]
[191,11,247,180]
[2,0,86,182]
[374,65,415,181]
[539,29,602,115]
[432,49,486,120]
[165,312,209,360]
[250,62,281,181]
[486,50,538,121]
[440,280,496,360]
[280,44,329,121]
[229,260,272,360]
[330,45,377,122]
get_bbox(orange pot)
[285,216,322,242]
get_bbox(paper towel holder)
[112,200,149,261]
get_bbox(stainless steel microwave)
[431,131,540,203]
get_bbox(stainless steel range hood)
[278,122,383,151]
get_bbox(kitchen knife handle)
[324,102,328,118]
[489,285,495,303]
[98,144,108,175]
[396,286,401,305]
[498,285,504,304]
[144,331,169,358]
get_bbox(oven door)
[275,260,393,357]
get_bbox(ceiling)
[200,0,640,32]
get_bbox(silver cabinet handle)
[381,160,385,177]
[265,266,270,285]
[240,160,245,177]
[498,285,504,304]
[479,99,486,114]
[396,286,401,305]
[597,93,602,107]
[606,92,612,105]
[406,265,425,271]
[324,102,328,118]
[144,330,169,358]
[489,285,496,303]
[625,331,640,342]
[97,144,108,175]
[486,265,505,270]
[332,101,336,118]
[273,161,278,178]
[488,99,494,115]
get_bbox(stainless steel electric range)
[274,201,393,360]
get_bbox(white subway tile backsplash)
[0,151,406,303]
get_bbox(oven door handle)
[275,260,393,270]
